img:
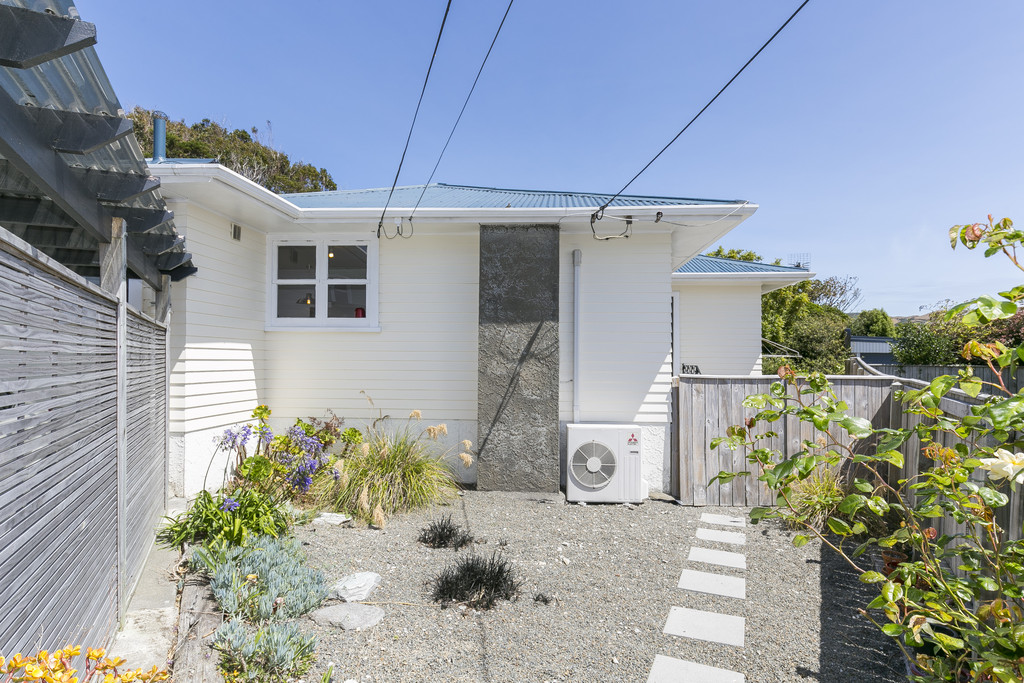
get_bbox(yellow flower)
[60,647,81,659]
[87,648,105,662]
[23,662,45,679]
[978,448,1024,484]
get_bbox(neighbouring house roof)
[672,255,813,293]
[283,183,746,210]
[675,255,809,274]
[0,0,194,287]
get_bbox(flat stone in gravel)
[648,654,745,683]
[329,571,381,601]
[312,512,351,526]
[696,527,746,545]
[309,604,384,631]
[664,605,745,647]
[688,545,747,569]
[678,568,746,599]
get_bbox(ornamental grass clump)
[312,410,472,525]
[711,216,1024,682]
[430,552,520,610]
[200,535,326,622]
[419,514,474,550]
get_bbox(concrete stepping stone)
[663,606,744,647]
[696,527,746,546]
[329,572,382,602]
[688,546,746,569]
[678,568,746,599]
[309,603,384,631]
[700,512,745,528]
[648,654,745,683]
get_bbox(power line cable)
[593,0,811,224]
[378,0,453,239]
[409,0,516,220]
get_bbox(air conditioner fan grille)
[570,440,616,490]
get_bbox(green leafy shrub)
[430,552,520,610]
[213,620,316,683]
[419,514,474,550]
[199,536,326,622]
[711,216,1024,683]
[312,412,468,525]
[157,489,290,551]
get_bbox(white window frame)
[266,237,379,330]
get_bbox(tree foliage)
[892,304,974,365]
[128,107,337,194]
[850,308,895,337]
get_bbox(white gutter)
[572,248,582,424]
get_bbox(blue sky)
[83,1,1024,316]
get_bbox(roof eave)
[672,270,815,293]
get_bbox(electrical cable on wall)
[378,0,453,239]
[590,0,811,236]
[409,0,516,221]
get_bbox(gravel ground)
[293,492,906,683]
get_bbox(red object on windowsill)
[354,308,366,318]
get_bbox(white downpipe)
[572,249,582,424]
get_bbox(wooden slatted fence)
[672,370,1024,541]
[0,228,168,654]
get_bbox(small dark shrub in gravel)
[533,592,553,605]
[418,514,473,550]
[430,552,520,609]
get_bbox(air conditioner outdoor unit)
[565,424,647,503]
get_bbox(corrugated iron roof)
[283,183,746,209]
[676,255,810,274]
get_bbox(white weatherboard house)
[151,160,810,497]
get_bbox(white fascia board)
[151,162,756,233]
[672,270,815,293]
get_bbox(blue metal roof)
[282,183,746,209]
[676,255,809,274]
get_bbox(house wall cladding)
[477,225,559,492]
[0,228,167,653]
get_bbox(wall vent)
[231,224,242,241]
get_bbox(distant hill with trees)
[129,107,337,194]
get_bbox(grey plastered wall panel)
[477,224,559,491]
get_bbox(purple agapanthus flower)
[220,497,240,512]
[220,424,254,451]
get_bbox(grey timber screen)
[123,310,167,612]
[0,227,169,653]
[0,232,120,652]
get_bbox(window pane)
[278,285,316,318]
[278,245,316,279]
[327,245,368,279]
[327,285,367,318]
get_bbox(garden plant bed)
[293,491,905,682]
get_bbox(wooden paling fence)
[0,228,168,654]
[672,369,1024,541]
